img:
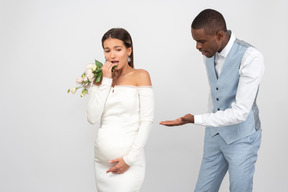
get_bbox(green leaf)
[95,71,102,83]
[95,59,103,69]
[96,68,102,72]
[81,88,88,97]
[67,89,70,93]
[112,65,117,72]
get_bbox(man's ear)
[216,31,224,40]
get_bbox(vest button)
[216,87,219,90]
[217,108,220,111]
[216,98,219,101]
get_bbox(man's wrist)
[191,115,194,123]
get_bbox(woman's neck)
[112,64,133,86]
[113,65,132,77]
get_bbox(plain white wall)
[1,0,288,191]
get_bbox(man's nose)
[196,42,202,50]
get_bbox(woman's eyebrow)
[104,45,123,49]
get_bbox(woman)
[86,28,154,192]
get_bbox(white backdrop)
[1,0,288,191]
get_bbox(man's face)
[191,28,222,58]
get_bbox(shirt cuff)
[123,155,135,167]
[194,114,204,125]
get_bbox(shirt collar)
[217,30,236,58]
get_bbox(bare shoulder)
[133,69,152,86]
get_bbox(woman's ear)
[127,47,132,56]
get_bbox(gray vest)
[205,39,261,144]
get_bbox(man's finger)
[161,119,181,124]
[160,121,173,125]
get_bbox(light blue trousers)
[194,129,261,192]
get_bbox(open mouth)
[111,61,119,64]
[201,51,208,56]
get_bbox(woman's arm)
[124,70,154,165]
[86,77,112,124]
[106,70,154,174]
[86,61,117,124]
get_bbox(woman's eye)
[116,49,121,51]
[105,50,110,53]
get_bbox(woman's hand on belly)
[106,157,130,174]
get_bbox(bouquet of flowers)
[67,60,104,97]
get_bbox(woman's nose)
[110,50,116,58]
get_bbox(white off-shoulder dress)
[86,77,154,192]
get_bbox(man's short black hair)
[191,9,227,35]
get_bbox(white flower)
[76,77,83,84]
[91,64,97,71]
[68,60,103,97]
[83,76,88,82]
[87,73,94,81]
[70,87,77,94]
[86,63,97,71]
[86,68,92,76]
[85,68,94,81]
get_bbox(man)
[160,9,264,192]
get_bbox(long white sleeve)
[86,77,112,125]
[123,87,154,166]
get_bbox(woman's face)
[103,38,131,69]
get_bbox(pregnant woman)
[86,28,154,192]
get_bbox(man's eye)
[116,49,121,51]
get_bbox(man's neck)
[219,31,231,53]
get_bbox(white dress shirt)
[194,32,265,127]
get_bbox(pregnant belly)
[94,130,136,162]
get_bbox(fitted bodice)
[100,86,141,129]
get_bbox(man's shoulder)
[233,39,263,59]
[235,39,253,49]
[244,46,264,60]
